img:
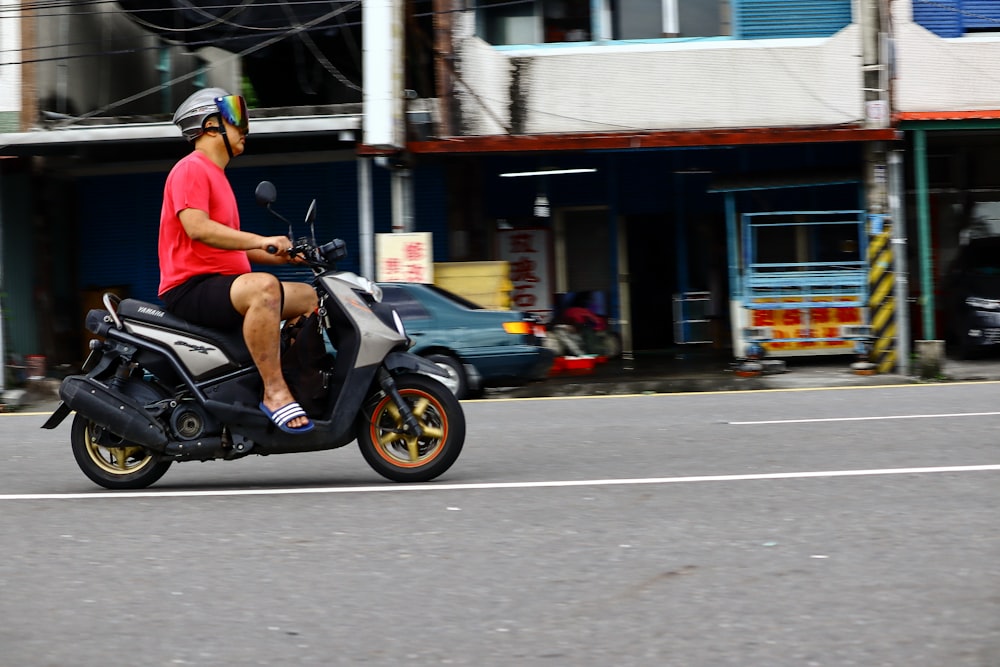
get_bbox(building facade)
[893,0,1000,349]
[410,0,897,365]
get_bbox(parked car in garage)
[378,282,554,398]
[943,235,1000,358]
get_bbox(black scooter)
[42,181,465,489]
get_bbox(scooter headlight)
[348,276,382,302]
[369,281,383,303]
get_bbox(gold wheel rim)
[370,391,447,468]
[84,423,156,476]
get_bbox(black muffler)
[58,375,169,450]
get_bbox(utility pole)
[432,0,455,137]
[861,0,904,374]
[20,0,37,132]
[362,0,413,236]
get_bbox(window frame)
[480,0,735,46]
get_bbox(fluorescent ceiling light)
[499,168,597,178]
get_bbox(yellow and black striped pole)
[868,228,896,373]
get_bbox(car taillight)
[503,321,531,335]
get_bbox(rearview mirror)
[254,181,277,207]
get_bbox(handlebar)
[264,236,346,272]
[254,184,346,269]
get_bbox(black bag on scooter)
[281,312,332,416]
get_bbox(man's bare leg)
[280,281,318,320]
[231,273,314,429]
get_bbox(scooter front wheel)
[358,373,466,482]
[70,414,172,490]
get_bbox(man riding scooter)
[157,87,317,433]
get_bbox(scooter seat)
[116,299,253,366]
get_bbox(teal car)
[378,283,554,398]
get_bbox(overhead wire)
[0,4,793,134]
[0,0,421,19]
[3,0,912,134]
[277,0,362,91]
[117,0,258,34]
[53,1,360,126]
[174,0,278,32]
[0,0,524,59]
[0,0,583,138]
[0,0,351,15]
[1,28,348,67]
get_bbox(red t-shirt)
[158,150,251,296]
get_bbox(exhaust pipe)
[58,376,169,450]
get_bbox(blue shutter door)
[78,172,164,303]
[413,164,450,264]
[734,0,853,39]
[963,0,1000,30]
[229,162,359,283]
[912,0,962,37]
[77,161,451,301]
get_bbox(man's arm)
[179,208,291,262]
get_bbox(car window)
[381,286,431,319]
[962,238,1000,273]
[423,284,485,310]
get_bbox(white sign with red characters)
[498,228,552,322]
[376,232,433,283]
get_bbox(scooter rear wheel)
[358,373,465,482]
[70,414,172,490]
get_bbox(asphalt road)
[1,383,998,666]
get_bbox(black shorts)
[161,274,244,331]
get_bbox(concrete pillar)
[915,339,945,380]
[20,1,37,132]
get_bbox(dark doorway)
[626,213,677,351]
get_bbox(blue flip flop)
[259,401,314,434]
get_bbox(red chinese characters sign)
[376,232,433,283]
[498,228,552,322]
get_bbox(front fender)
[384,351,448,378]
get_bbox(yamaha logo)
[138,306,165,317]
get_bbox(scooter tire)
[357,373,466,483]
[70,414,172,490]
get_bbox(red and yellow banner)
[750,297,862,351]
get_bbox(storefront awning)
[0,113,361,157]
[897,110,1000,132]
[397,126,901,155]
[898,110,1000,121]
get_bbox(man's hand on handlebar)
[255,235,308,265]
[259,235,292,255]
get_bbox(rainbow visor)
[215,95,249,134]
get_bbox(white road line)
[2,464,998,501]
[730,411,1000,425]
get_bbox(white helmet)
[172,87,232,142]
